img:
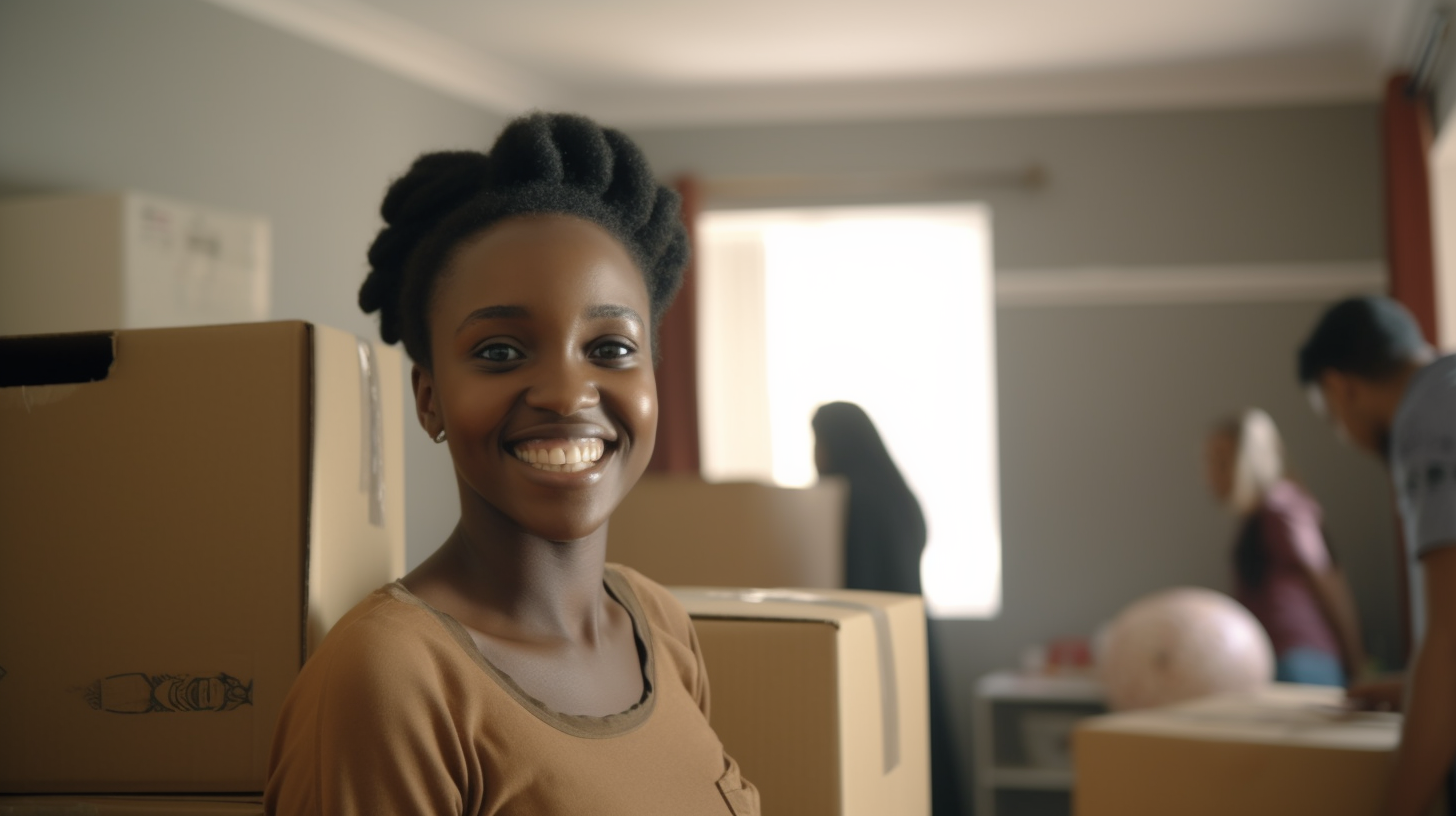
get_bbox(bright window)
[697,204,1001,619]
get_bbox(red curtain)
[647,176,702,474]
[1382,73,1442,658]
[1384,73,1440,347]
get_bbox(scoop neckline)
[384,566,657,739]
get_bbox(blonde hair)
[1213,408,1285,515]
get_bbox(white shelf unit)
[972,670,1106,816]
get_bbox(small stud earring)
[433,429,447,443]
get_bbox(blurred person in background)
[812,401,926,594]
[1204,408,1365,686]
[1298,296,1455,816]
[812,401,960,815]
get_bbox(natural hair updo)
[358,112,688,366]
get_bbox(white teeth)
[512,439,606,472]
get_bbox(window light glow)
[698,205,1001,619]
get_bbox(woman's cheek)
[633,377,659,438]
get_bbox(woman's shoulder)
[304,584,466,685]
[269,586,480,813]
[1260,479,1322,522]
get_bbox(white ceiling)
[207,0,1428,126]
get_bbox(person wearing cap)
[1297,295,1453,816]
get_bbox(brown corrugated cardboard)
[674,588,929,816]
[0,795,263,815]
[1074,684,1413,816]
[0,321,405,794]
[610,476,847,588]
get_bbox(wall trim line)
[995,261,1386,307]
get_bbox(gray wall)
[0,0,501,565]
[628,107,1394,811]
[992,299,1399,662]
[629,106,1382,269]
[985,299,1397,815]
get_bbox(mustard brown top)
[265,564,758,815]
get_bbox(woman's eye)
[477,344,523,364]
[591,341,635,361]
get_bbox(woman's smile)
[511,438,607,472]
[505,422,618,477]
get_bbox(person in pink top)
[1203,409,1365,685]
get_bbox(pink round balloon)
[1099,587,1274,711]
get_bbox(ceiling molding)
[202,0,556,113]
[579,48,1381,128]
[203,0,1385,128]
[995,261,1386,308]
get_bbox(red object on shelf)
[1046,638,1094,673]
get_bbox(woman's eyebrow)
[586,304,644,325]
[456,305,528,334]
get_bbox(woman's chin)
[514,512,612,547]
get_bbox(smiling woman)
[265,113,759,816]
[420,215,658,545]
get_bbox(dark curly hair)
[358,112,689,366]
[1297,296,1430,386]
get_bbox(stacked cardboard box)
[1075,683,1417,816]
[0,795,265,815]
[0,321,405,802]
[611,475,847,588]
[675,587,930,816]
[0,192,270,337]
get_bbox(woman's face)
[1203,431,1237,505]
[416,214,657,542]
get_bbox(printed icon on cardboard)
[77,673,253,714]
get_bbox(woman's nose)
[524,356,600,416]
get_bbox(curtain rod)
[692,166,1045,204]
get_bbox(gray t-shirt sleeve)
[1393,356,1456,559]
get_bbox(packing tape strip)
[355,338,385,528]
[676,588,900,774]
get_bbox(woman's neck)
[408,501,613,646]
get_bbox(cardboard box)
[0,321,405,793]
[610,476,847,588]
[1074,684,1411,816]
[0,795,263,815]
[0,192,270,337]
[674,588,929,816]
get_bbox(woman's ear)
[412,364,442,439]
